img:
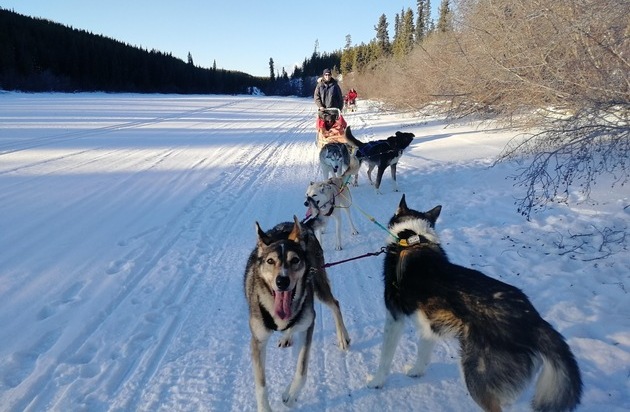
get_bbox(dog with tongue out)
[244,216,350,412]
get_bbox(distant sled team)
[243,108,582,412]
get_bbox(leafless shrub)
[500,107,629,217]
[348,0,630,218]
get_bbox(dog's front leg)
[368,311,404,388]
[282,322,314,406]
[251,336,272,412]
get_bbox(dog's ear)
[425,205,442,226]
[288,216,302,243]
[256,221,272,246]
[396,194,409,215]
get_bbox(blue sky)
[1,1,437,77]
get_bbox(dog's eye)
[266,258,275,265]
[290,257,300,265]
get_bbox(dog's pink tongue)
[274,291,292,320]
[305,207,313,219]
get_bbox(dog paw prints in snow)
[36,281,85,320]
[106,258,135,275]
[0,329,62,388]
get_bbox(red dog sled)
[315,108,348,148]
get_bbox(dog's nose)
[304,201,309,207]
[276,276,290,291]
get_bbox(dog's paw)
[337,336,351,351]
[282,379,305,407]
[367,374,386,389]
[277,335,293,348]
[282,390,298,407]
[405,365,426,378]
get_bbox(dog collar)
[398,235,419,247]
[398,234,426,247]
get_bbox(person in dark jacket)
[314,68,344,111]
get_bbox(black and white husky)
[368,195,583,412]
[244,217,350,412]
[344,126,414,194]
[304,176,359,250]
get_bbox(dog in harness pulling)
[343,126,414,194]
[303,176,359,250]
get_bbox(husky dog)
[304,176,359,250]
[344,126,414,194]
[244,216,350,412]
[368,195,583,412]
[318,142,359,185]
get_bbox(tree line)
[0,8,268,94]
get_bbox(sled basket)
[315,108,348,148]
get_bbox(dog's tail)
[343,126,364,148]
[532,322,582,412]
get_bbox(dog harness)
[356,140,398,159]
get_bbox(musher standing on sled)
[314,68,344,111]
[314,68,348,147]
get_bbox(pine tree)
[187,52,194,66]
[269,57,275,81]
[374,14,391,57]
[393,8,415,58]
[424,0,432,35]
[437,0,452,33]
[403,9,415,51]
[415,0,427,43]
[340,48,354,74]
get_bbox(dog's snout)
[276,276,290,291]
[304,201,309,207]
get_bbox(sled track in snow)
[6,103,314,411]
[0,100,242,156]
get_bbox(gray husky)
[244,217,350,412]
[368,195,582,412]
[318,142,360,185]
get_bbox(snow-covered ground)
[0,93,628,412]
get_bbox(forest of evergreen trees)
[0,8,348,96]
[0,3,440,96]
[0,8,269,94]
